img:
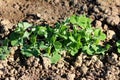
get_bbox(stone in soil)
[106,15,120,26]
[67,73,75,80]
[75,53,83,67]
[107,30,116,40]
[107,53,118,65]
[42,57,51,69]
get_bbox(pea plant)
[0,15,110,63]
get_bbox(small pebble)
[67,73,75,80]
[111,6,119,15]
[94,6,100,13]
[95,20,102,30]
[103,24,108,31]
[108,53,118,64]
[82,4,88,12]
[10,77,15,80]
[5,77,9,80]
[0,70,3,75]
[75,53,83,67]
[0,63,4,69]
[94,60,103,68]
[107,30,116,40]
[106,15,120,26]
[43,57,51,69]
[81,64,88,74]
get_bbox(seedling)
[0,15,110,64]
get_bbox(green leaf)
[96,46,105,55]
[60,25,68,33]
[21,49,33,57]
[23,31,30,38]
[99,33,106,40]
[32,48,40,56]
[86,49,94,55]
[0,46,9,60]
[117,41,120,53]
[49,34,58,44]
[9,32,20,40]
[58,34,68,39]
[37,26,47,36]
[94,29,106,41]
[94,29,100,36]
[18,22,32,30]
[86,28,93,34]
[70,48,78,56]
[83,45,94,55]
[46,46,52,54]
[117,40,120,46]
[69,36,76,42]
[39,41,48,49]
[21,46,40,57]
[69,32,76,42]
[76,34,82,48]
[11,40,19,46]
[118,49,120,53]
[30,34,37,45]
[32,27,36,32]
[77,15,91,29]
[70,15,77,24]
[105,44,110,50]
[91,45,98,52]
[3,38,9,46]
[50,52,61,64]
[0,54,7,60]
[53,41,62,51]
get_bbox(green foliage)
[116,40,120,53]
[0,38,10,60]
[50,52,61,64]
[0,15,109,64]
[0,46,9,60]
[9,22,32,46]
[69,15,109,55]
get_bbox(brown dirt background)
[0,0,120,80]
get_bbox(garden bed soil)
[0,0,120,80]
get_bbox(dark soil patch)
[0,0,120,80]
